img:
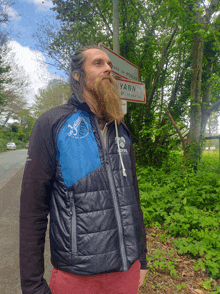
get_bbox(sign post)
[113,0,120,55]
[112,0,127,114]
[100,3,145,107]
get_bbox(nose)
[104,62,112,74]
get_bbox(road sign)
[116,78,146,103]
[99,43,139,81]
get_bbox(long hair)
[69,45,100,95]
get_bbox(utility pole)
[113,0,127,114]
[113,0,120,55]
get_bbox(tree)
[34,0,190,165]
[0,44,29,125]
[0,55,10,105]
[0,0,12,24]
[32,79,71,118]
[34,0,220,168]
[184,0,220,167]
[0,0,11,105]
[17,109,36,141]
[0,0,29,125]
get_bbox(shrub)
[138,151,220,279]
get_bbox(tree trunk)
[201,63,213,137]
[185,33,204,168]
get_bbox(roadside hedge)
[138,151,220,279]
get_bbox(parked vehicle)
[6,142,16,150]
[26,142,29,149]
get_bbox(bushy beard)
[84,75,124,125]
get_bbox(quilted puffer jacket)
[20,92,147,294]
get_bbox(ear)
[72,71,79,82]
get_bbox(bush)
[0,127,27,152]
[138,151,220,279]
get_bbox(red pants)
[49,260,141,294]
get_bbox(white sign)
[116,78,146,103]
[99,43,139,81]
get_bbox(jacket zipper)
[94,118,128,270]
[70,192,77,253]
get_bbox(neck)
[81,88,94,106]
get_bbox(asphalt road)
[0,149,28,189]
[0,166,52,294]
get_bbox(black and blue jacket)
[20,93,147,294]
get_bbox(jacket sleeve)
[20,114,56,294]
[130,139,147,270]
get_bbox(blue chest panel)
[57,110,101,189]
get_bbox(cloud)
[25,0,53,10]
[7,41,54,105]
[4,6,21,20]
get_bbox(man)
[20,45,147,294]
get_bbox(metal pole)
[113,0,127,114]
[113,0,120,55]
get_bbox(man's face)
[83,49,113,91]
[79,48,124,124]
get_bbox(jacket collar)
[68,92,93,113]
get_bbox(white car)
[6,142,16,150]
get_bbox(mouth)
[102,78,110,82]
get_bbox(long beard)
[84,75,124,125]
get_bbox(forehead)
[83,48,111,63]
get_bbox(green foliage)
[10,123,19,133]
[147,248,178,276]
[31,0,220,170]
[0,55,10,105]
[35,0,200,167]
[176,283,186,290]
[16,127,26,141]
[201,279,220,294]
[18,109,36,140]
[211,285,220,294]
[32,79,71,118]
[0,113,35,152]
[138,151,220,279]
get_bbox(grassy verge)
[137,151,220,292]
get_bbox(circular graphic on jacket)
[68,117,89,139]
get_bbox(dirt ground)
[138,226,220,294]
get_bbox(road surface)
[0,149,28,188]
[0,165,52,294]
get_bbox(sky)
[4,0,67,106]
